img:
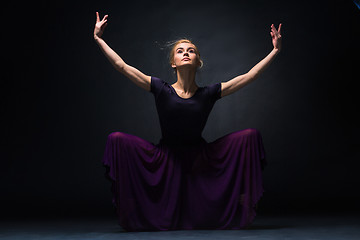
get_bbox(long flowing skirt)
[102,128,266,231]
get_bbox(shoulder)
[150,76,166,88]
[150,76,164,84]
[205,82,222,101]
[150,76,169,96]
[205,82,222,93]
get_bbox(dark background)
[2,0,360,219]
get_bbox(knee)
[108,131,130,142]
[241,128,260,137]
[233,128,260,139]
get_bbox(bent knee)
[233,128,260,139]
[242,128,260,136]
[108,131,131,141]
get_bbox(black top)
[150,76,222,146]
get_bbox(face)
[171,42,201,70]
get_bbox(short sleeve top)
[150,76,222,144]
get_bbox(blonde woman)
[94,12,282,231]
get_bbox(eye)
[177,49,183,53]
[189,49,195,53]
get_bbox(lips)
[182,58,190,61]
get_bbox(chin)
[179,64,196,70]
[181,62,195,67]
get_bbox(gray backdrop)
[2,0,360,218]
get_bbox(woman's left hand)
[270,23,282,51]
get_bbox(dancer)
[94,12,282,231]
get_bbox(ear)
[171,62,176,68]
[198,59,203,68]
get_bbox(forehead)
[175,42,196,50]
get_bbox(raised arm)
[94,12,151,91]
[221,23,282,97]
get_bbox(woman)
[94,12,282,231]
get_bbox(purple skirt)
[102,128,266,231]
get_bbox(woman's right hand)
[94,12,108,40]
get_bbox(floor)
[1,214,360,240]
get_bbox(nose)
[183,52,189,57]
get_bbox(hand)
[270,23,282,51]
[94,12,108,40]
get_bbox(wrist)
[94,35,102,42]
[273,47,281,54]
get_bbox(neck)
[173,68,197,92]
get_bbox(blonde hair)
[168,39,204,72]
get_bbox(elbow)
[245,72,258,82]
[115,61,126,72]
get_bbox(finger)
[102,14,108,22]
[278,23,282,34]
[99,19,107,29]
[101,20,108,27]
[96,12,100,22]
[271,27,277,36]
[271,29,276,38]
[271,24,278,34]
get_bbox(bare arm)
[94,12,151,91]
[221,23,282,97]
